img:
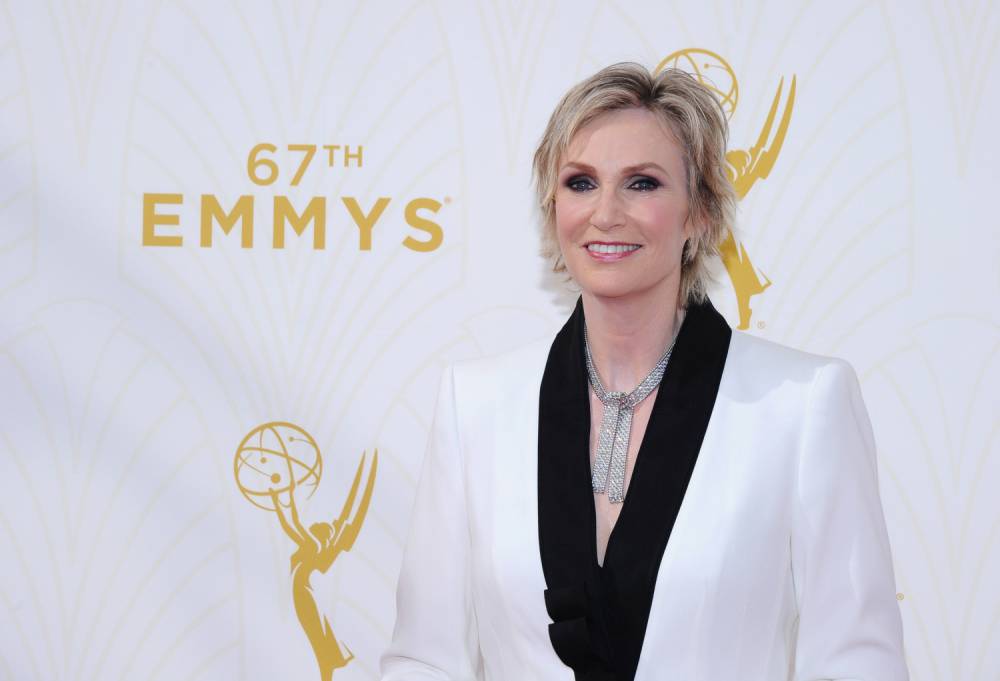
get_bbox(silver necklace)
[583,322,679,504]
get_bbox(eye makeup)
[561,174,661,192]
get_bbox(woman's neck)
[582,287,685,392]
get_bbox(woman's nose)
[589,187,625,230]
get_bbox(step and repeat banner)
[2,1,998,679]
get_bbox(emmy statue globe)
[234,422,377,681]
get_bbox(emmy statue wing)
[331,450,377,554]
[731,75,796,195]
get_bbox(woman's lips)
[584,242,642,262]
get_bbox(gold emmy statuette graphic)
[656,48,796,330]
[234,422,377,680]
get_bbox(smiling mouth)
[585,242,642,254]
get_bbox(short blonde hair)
[532,61,736,306]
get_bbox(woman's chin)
[576,279,649,301]
[572,270,678,304]
[568,258,680,302]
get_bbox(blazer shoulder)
[724,330,862,406]
[728,329,855,378]
[449,335,552,406]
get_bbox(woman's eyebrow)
[559,161,670,175]
[560,161,595,174]
[620,162,668,175]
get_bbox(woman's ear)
[682,212,704,265]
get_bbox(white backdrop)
[1,1,999,679]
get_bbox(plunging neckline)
[537,294,732,680]
[591,384,661,570]
[586,307,686,569]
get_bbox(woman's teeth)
[586,243,640,254]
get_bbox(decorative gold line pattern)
[113,545,235,681]
[147,592,239,681]
[0,366,66,672]
[0,0,37,301]
[0,506,46,681]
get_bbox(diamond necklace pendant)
[584,323,678,503]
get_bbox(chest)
[589,387,659,567]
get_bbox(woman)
[380,63,908,681]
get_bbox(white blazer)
[381,297,908,681]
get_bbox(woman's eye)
[566,176,595,192]
[563,176,657,192]
[629,177,659,191]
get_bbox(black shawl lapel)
[537,295,732,681]
[538,295,614,678]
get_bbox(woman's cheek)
[639,202,685,242]
[554,199,589,239]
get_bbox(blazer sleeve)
[791,359,909,681]
[380,365,483,681]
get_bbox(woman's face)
[554,106,695,304]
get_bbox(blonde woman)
[381,62,908,681]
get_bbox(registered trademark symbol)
[757,320,766,329]
[896,592,904,601]
[444,196,452,204]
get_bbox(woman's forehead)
[561,108,684,171]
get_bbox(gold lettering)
[200,194,254,248]
[342,197,390,251]
[402,198,443,252]
[248,143,279,186]
[273,196,326,249]
[142,193,183,247]
[288,144,317,186]
[343,145,363,167]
